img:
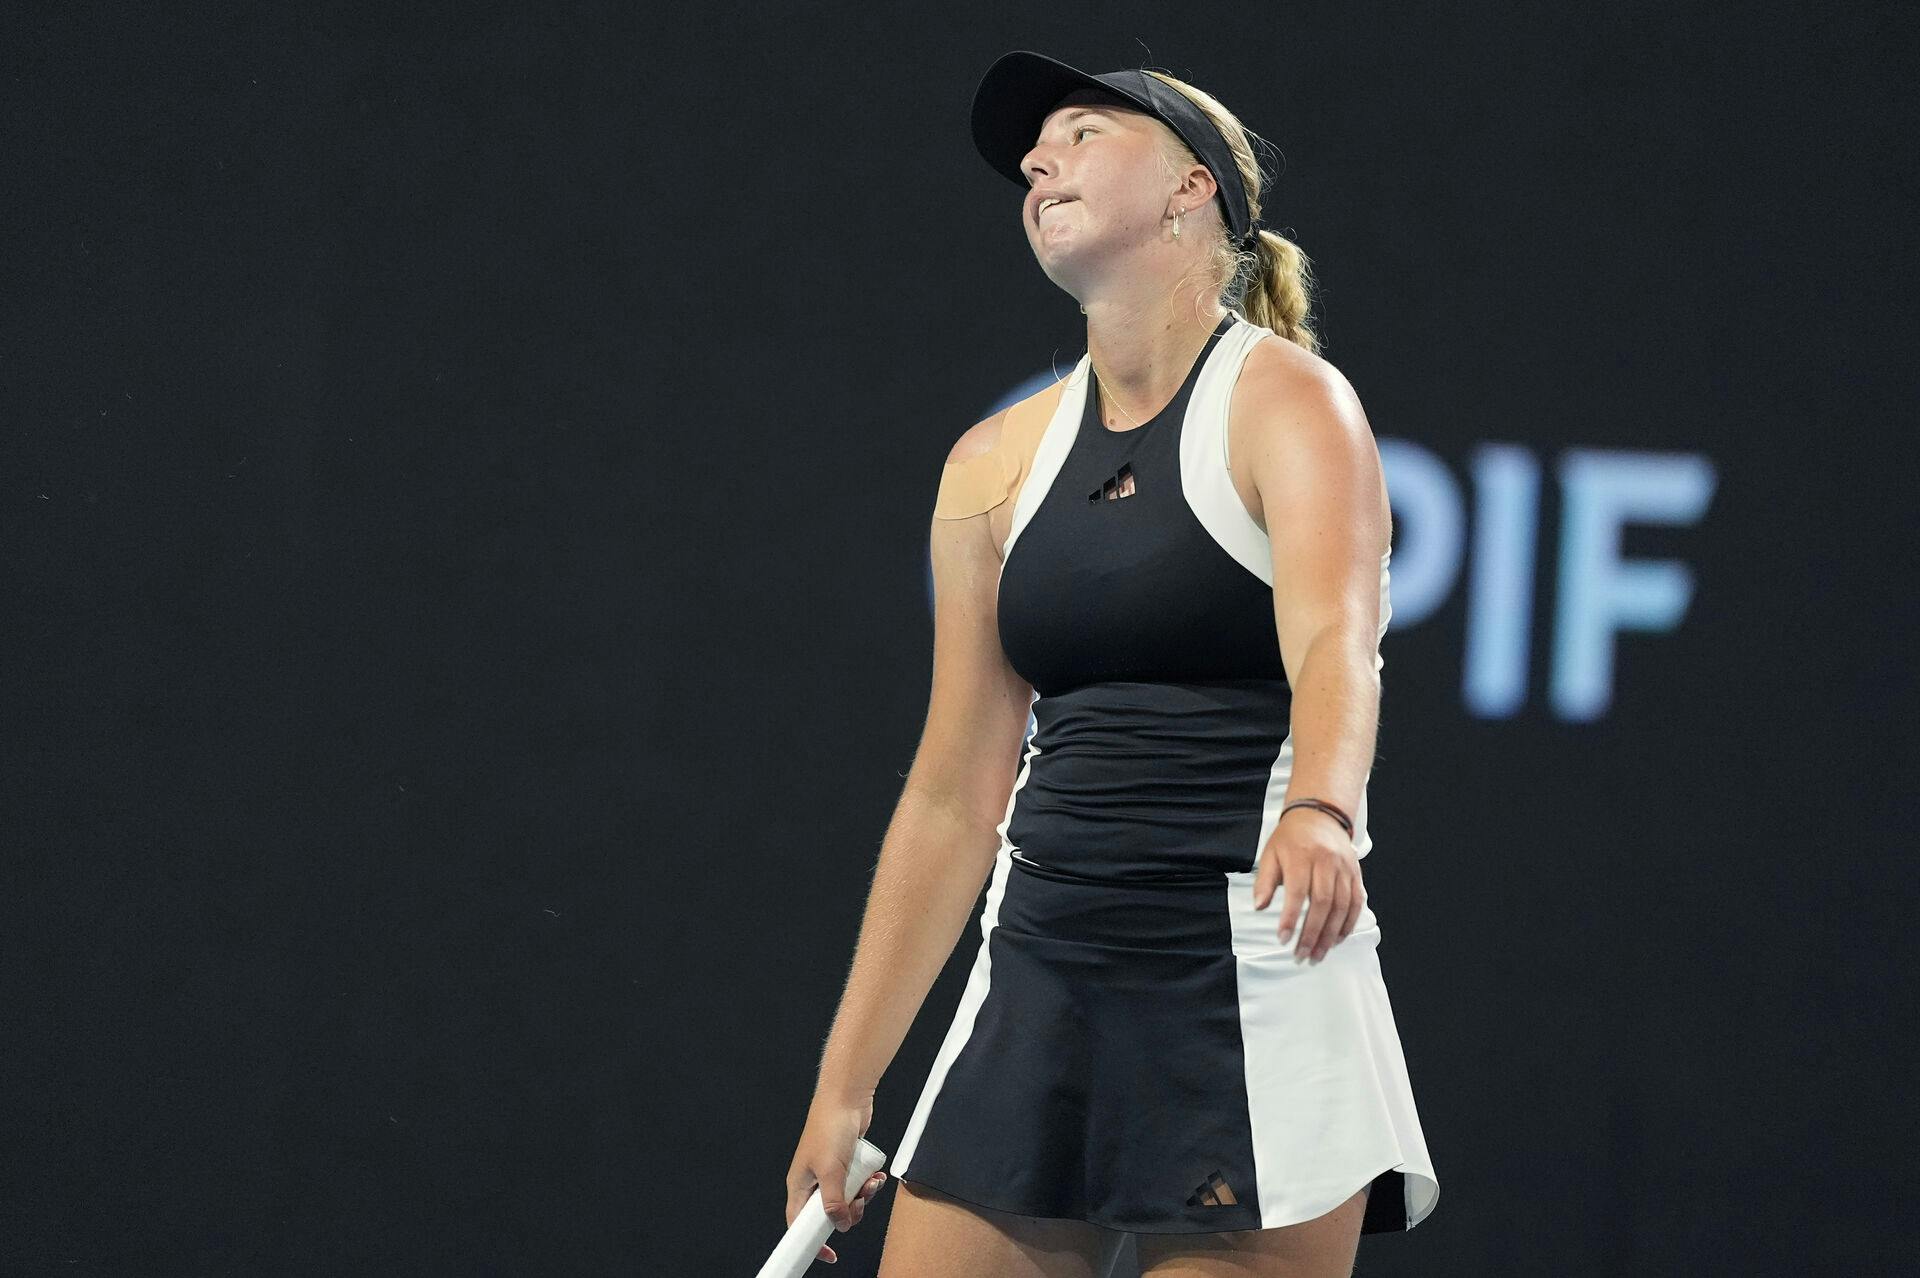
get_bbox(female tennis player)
[784,51,1438,1277]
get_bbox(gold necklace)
[1089,364,1149,431]
[1088,316,1228,432]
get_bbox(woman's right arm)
[814,407,1034,1106]
[785,410,1034,1250]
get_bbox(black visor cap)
[969,50,1256,248]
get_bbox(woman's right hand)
[784,1091,888,1265]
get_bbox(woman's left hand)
[1252,810,1365,962]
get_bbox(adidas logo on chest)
[1088,461,1137,503]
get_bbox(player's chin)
[1031,224,1089,257]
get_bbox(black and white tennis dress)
[889,311,1439,1235]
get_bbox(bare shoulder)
[1236,334,1364,422]
[1231,336,1389,541]
[1231,335,1378,463]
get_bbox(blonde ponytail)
[1142,70,1320,354]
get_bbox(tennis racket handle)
[754,1137,889,1278]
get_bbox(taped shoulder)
[930,381,1066,521]
[933,448,1009,520]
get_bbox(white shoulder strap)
[1179,317,1274,584]
[1002,354,1091,561]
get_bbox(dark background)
[6,3,1915,1274]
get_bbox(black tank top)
[995,313,1294,881]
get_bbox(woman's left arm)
[1236,350,1392,962]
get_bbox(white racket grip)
[755,1137,889,1278]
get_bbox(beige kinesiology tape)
[930,383,1062,520]
[933,449,1010,520]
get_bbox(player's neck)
[1080,291,1227,420]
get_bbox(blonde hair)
[1142,70,1319,354]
